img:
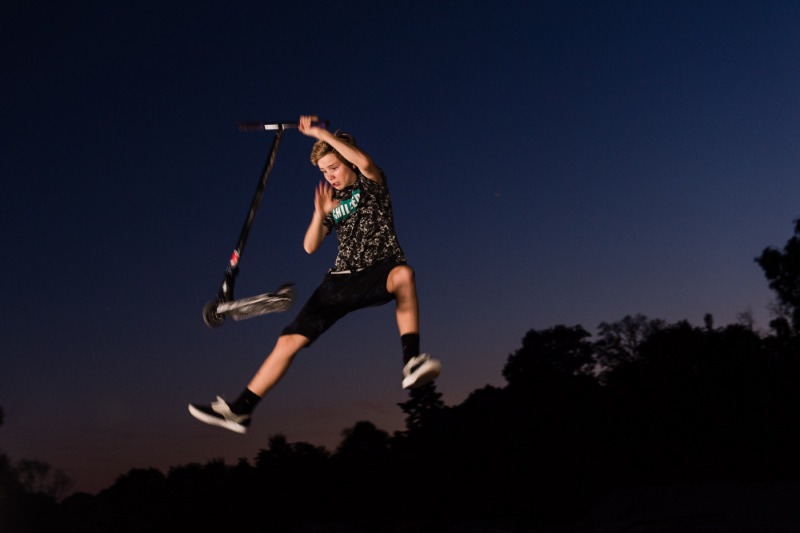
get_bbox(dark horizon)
[5,294,800,530]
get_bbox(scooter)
[202,120,327,328]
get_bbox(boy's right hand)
[314,181,336,216]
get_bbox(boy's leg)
[188,333,309,433]
[247,333,309,396]
[386,264,419,336]
[386,265,441,388]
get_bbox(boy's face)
[317,153,357,190]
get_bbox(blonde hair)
[310,131,357,167]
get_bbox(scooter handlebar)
[238,119,329,132]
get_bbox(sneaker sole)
[402,359,442,389]
[188,404,248,434]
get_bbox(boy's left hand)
[299,115,325,138]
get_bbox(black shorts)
[281,260,408,344]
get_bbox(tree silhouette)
[254,433,330,471]
[594,314,666,382]
[1,410,71,533]
[396,381,445,432]
[503,324,594,388]
[14,460,73,501]
[335,420,390,460]
[756,217,800,334]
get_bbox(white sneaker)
[402,353,442,389]
[188,396,251,434]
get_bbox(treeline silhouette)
[2,219,800,532]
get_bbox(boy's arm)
[298,115,382,183]
[303,210,327,254]
[303,181,335,254]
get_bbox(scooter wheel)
[203,300,225,328]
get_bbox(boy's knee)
[276,333,310,352]
[396,265,415,283]
[389,264,415,292]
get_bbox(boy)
[189,115,441,433]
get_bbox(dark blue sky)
[3,1,799,495]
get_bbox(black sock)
[230,388,261,415]
[401,333,420,364]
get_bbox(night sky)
[3,1,799,496]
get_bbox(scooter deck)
[217,284,295,319]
